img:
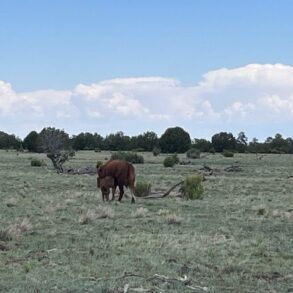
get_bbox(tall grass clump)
[180,174,204,200]
[111,152,144,164]
[0,229,12,241]
[134,181,151,197]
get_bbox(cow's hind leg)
[130,185,136,204]
[118,185,124,202]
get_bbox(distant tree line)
[1,126,293,154]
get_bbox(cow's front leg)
[111,186,116,201]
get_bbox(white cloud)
[1,63,293,139]
[260,94,293,115]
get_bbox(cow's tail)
[128,165,136,203]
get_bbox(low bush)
[131,148,145,152]
[134,181,151,197]
[163,156,176,167]
[152,146,161,156]
[30,158,43,167]
[68,150,76,157]
[111,152,144,164]
[94,148,101,153]
[180,174,204,200]
[222,150,234,157]
[186,148,200,159]
[172,153,180,164]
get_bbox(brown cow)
[97,160,136,203]
[97,176,116,201]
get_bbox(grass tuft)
[0,229,13,241]
[79,210,96,224]
[165,213,182,225]
[97,207,115,219]
[131,207,148,218]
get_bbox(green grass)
[0,150,292,292]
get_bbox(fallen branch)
[199,153,211,159]
[143,181,184,199]
[147,274,191,284]
[81,272,208,292]
[147,274,208,291]
[200,164,213,172]
[162,180,184,197]
[224,164,242,172]
[63,166,96,175]
[256,154,266,160]
[197,165,214,177]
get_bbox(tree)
[103,132,131,151]
[286,138,293,154]
[23,131,39,152]
[248,138,267,153]
[135,131,159,151]
[211,132,236,152]
[71,132,103,150]
[0,131,21,149]
[270,133,288,153]
[192,138,213,152]
[38,127,70,172]
[236,131,248,153]
[159,127,191,153]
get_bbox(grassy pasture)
[0,150,292,292]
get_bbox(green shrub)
[180,174,204,200]
[172,153,180,164]
[209,147,216,154]
[111,152,144,164]
[152,146,161,156]
[30,158,43,167]
[68,150,76,157]
[186,148,200,159]
[163,156,176,167]
[134,181,151,197]
[131,148,145,152]
[222,150,234,157]
[94,148,101,153]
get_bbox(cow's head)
[97,165,106,178]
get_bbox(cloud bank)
[1,64,293,139]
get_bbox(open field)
[0,150,292,292]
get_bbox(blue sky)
[1,0,293,140]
